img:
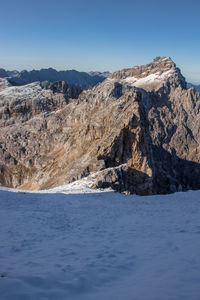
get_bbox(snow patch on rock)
[122,69,174,87]
[0,78,12,91]
[0,82,52,100]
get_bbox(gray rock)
[0,57,199,195]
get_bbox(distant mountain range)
[0,68,111,90]
[87,71,111,78]
[187,82,200,92]
[0,67,199,92]
[6,70,19,77]
[0,68,8,78]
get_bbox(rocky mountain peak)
[0,58,199,195]
[109,57,186,91]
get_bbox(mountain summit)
[0,57,199,195]
[109,56,186,91]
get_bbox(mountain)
[87,71,111,78]
[6,70,19,77]
[0,68,8,78]
[109,56,186,90]
[0,57,200,195]
[187,82,200,92]
[8,68,107,89]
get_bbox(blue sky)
[0,0,200,83]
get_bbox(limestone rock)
[0,78,12,91]
[0,57,199,195]
[110,56,186,91]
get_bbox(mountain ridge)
[1,64,199,90]
[187,82,200,92]
[0,57,200,195]
[6,68,109,90]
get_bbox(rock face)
[0,68,8,78]
[0,57,200,195]
[0,78,12,92]
[110,56,186,91]
[42,81,82,100]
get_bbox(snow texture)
[0,185,200,300]
[121,69,174,87]
[0,82,51,101]
[0,79,12,91]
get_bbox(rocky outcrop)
[0,78,12,92]
[110,56,186,91]
[0,57,200,195]
[42,81,82,100]
[0,81,81,124]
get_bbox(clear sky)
[0,0,200,83]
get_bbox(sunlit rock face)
[109,56,186,91]
[0,57,200,195]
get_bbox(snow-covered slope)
[0,81,51,100]
[0,186,200,300]
[0,176,113,194]
[120,69,173,86]
[0,78,12,92]
[108,56,186,91]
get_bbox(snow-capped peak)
[108,56,186,91]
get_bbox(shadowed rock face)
[187,82,200,92]
[0,57,200,195]
[0,69,8,78]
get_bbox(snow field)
[0,188,200,300]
